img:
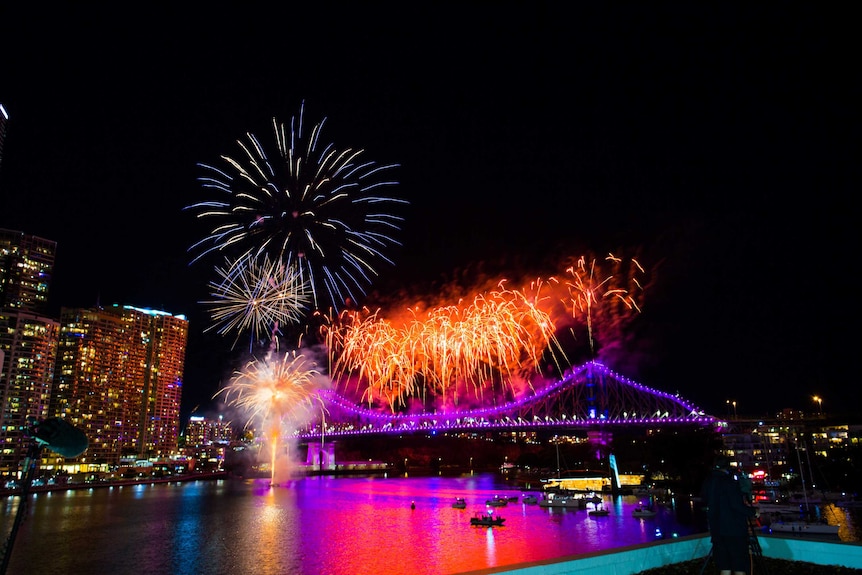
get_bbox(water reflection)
[1,475,858,575]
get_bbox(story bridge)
[296,360,718,440]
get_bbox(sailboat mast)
[795,434,809,510]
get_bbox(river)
[1,473,858,575]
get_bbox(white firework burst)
[186,101,407,311]
[202,252,310,349]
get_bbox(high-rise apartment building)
[0,311,60,474]
[0,103,8,176]
[50,305,188,467]
[0,228,56,315]
[0,229,60,475]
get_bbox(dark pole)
[1,440,42,575]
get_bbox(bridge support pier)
[306,442,336,471]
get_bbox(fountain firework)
[216,349,328,484]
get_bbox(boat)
[485,496,507,507]
[521,494,538,505]
[761,437,840,537]
[756,501,807,514]
[768,520,839,535]
[584,492,603,504]
[452,497,466,509]
[587,498,610,517]
[538,491,586,509]
[470,512,505,527]
[632,506,657,518]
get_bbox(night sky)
[1,4,857,421]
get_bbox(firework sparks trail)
[215,349,328,483]
[554,252,646,358]
[202,252,311,350]
[186,101,408,312]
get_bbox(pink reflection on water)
[2,475,722,575]
[246,475,693,574]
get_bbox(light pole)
[726,399,737,419]
[813,395,823,416]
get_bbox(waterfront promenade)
[457,533,862,575]
[0,470,228,497]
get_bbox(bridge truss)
[295,361,717,439]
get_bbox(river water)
[1,473,858,575]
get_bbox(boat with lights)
[632,506,657,518]
[538,491,587,509]
[470,512,505,527]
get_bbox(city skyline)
[0,5,857,421]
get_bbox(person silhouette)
[701,455,759,575]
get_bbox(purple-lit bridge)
[296,360,717,439]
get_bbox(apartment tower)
[0,229,59,475]
[51,305,188,468]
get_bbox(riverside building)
[0,229,59,475]
[46,305,188,473]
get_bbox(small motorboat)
[521,494,539,505]
[452,497,466,509]
[588,501,610,517]
[486,496,508,507]
[470,512,505,527]
[632,506,657,518]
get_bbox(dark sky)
[1,4,858,421]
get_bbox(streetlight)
[813,395,823,416]
[726,400,737,419]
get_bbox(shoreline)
[0,470,229,497]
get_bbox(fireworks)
[216,349,329,483]
[218,350,327,427]
[186,101,407,311]
[201,252,310,350]
[322,281,564,412]
[320,253,649,413]
[553,252,646,358]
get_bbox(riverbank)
[0,470,228,497]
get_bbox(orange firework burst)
[551,252,646,357]
[322,281,565,412]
